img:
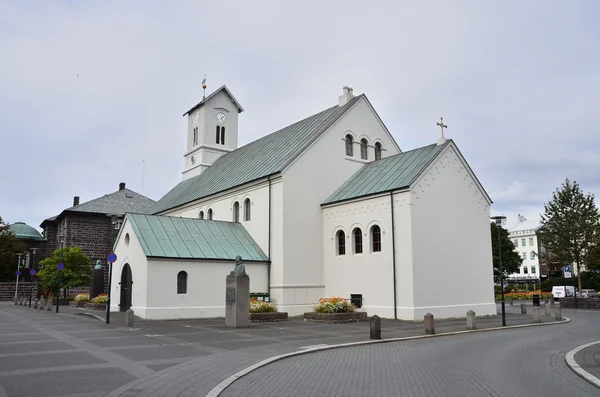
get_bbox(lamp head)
[491,215,506,226]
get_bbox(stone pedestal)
[39,298,45,310]
[509,296,513,306]
[90,268,105,299]
[424,313,435,335]
[47,299,53,311]
[466,310,476,330]
[225,274,250,328]
[33,299,38,309]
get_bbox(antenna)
[141,158,145,194]
[202,74,207,100]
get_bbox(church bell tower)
[181,83,244,180]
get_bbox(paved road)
[221,305,600,397]
[0,301,588,396]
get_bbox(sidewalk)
[567,341,600,389]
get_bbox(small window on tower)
[375,142,382,160]
[193,127,198,146]
[216,126,220,144]
[221,127,225,145]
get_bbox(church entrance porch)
[120,263,132,312]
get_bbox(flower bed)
[304,296,366,323]
[313,297,355,313]
[84,303,106,310]
[250,298,277,313]
[495,290,552,301]
[70,293,90,307]
[249,298,287,322]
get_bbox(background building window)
[523,266,528,274]
[207,208,213,220]
[530,251,535,260]
[360,139,368,160]
[522,252,527,260]
[531,266,536,274]
[336,230,345,255]
[345,135,353,156]
[521,239,526,246]
[353,228,363,254]
[244,198,251,221]
[371,225,381,252]
[513,239,518,247]
[529,238,534,246]
[177,271,187,294]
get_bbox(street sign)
[57,263,64,270]
[107,252,117,263]
[29,269,36,276]
[15,271,21,276]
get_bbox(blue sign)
[57,263,64,270]
[29,269,36,276]
[107,252,117,263]
[15,271,21,276]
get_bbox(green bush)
[249,298,277,313]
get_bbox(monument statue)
[230,255,246,276]
[94,260,102,270]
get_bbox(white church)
[110,85,497,320]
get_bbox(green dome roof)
[9,222,44,240]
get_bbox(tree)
[540,178,600,293]
[37,246,92,297]
[491,222,522,283]
[0,216,25,282]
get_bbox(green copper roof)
[127,214,268,262]
[8,222,44,240]
[149,95,364,214]
[323,141,449,205]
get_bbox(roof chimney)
[119,182,126,191]
[73,196,80,206]
[338,86,355,107]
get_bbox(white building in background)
[507,216,542,283]
[111,84,497,320]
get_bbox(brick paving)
[574,341,600,381]
[0,301,584,396]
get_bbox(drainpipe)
[267,176,272,295]
[390,191,398,320]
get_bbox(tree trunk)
[577,260,582,294]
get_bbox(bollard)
[39,298,45,310]
[544,296,549,305]
[520,303,527,314]
[555,302,562,321]
[424,313,435,335]
[550,298,555,307]
[14,297,17,305]
[509,296,513,306]
[532,306,541,323]
[125,309,135,328]
[545,303,551,316]
[18,297,22,306]
[370,315,381,340]
[47,299,53,311]
[466,310,476,330]
[33,299,38,309]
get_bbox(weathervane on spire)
[202,74,207,100]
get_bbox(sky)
[1,1,599,231]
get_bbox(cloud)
[1,0,600,232]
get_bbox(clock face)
[193,113,199,125]
[216,112,227,124]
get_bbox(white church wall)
[322,194,396,318]
[280,97,401,315]
[143,259,268,320]
[111,218,149,316]
[409,143,496,319]
[391,192,417,319]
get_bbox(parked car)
[580,289,599,298]
[552,285,577,300]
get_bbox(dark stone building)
[39,182,155,290]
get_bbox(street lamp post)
[31,248,38,298]
[106,214,120,325]
[491,215,507,327]
[56,239,64,313]
[15,253,23,302]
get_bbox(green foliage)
[37,246,92,296]
[0,216,26,282]
[313,297,355,313]
[249,298,277,313]
[91,293,108,304]
[490,222,522,283]
[539,178,600,292]
[73,293,90,303]
[540,272,600,292]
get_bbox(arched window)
[360,139,368,160]
[375,142,382,160]
[244,198,251,221]
[193,127,198,146]
[233,201,240,222]
[221,127,225,145]
[336,230,346,255]
[199,211,204,220]
[216,126,220,144]
[371,225,381,252]
[177,271,187,294]
[345,135,353,156]
[207,208,213,220]
[353,228,363,254]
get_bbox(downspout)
[267,176,272,295]
[390,191,398,320]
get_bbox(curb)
[206,316,570,397]
[565,340,600,389]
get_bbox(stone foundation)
[559,297,600,309]
[304,312,368,323]
[249,312,288,322]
